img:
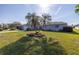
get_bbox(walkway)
[0,30,19,34]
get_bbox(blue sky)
[0,4,79,25]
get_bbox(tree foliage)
[75,4,79,14]
[25,12,52,30]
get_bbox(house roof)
[46,22,67,26]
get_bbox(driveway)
[0,30,19,34]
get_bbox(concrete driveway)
[0,30,19,34]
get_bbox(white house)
[41,22,67,31]
[18,25,28,31]
[19,22,68,31]
[22,25,28,30]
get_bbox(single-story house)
[41,22,67,31]
[18,22,73,32]
[17,25,28,31]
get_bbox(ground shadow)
[66,31,79,35]
[0,36,33,55]
[43,30,79,35]
[0,36,67,55]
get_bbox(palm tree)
[35,16,40,30]
[75,4,79,14]
[25,13,32,29]
[31,13,37,30]
[25,13,51,30]
[25,13,40,30]
[42,14,51,26]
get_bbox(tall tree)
[25,13,40,30]
[0,24,3,31]
[42,14,51,26]
[75,4,79,14]
[13,22,21,27]
[2,24,9,30]
[25,13,52,30]
[25,13,32,28]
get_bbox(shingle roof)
[46,22,67,26]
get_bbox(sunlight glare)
[38,4,50,14]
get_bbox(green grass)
[0,29,79,55]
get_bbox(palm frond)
[75,9,79,13]
[75,4,79,8]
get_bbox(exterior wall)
[20,24,67,31]
[20,25,28,30]
[23,26,28,30]
[42,25,64,31]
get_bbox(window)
[55,25,59,28]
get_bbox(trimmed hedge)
[62,26,73,32]
[0,28,3,31]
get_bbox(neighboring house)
[17,25,28,31]
[74,24,79,29]
[41,22,67,31]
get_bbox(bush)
[27,28,32,31]
[0,28,3,31]
[9,28,16,30]
[63,26,73,32]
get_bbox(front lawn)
[0,30,79,55]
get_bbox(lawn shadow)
[39,37,67,55]
[0,36,67,55]
[67,31,79,35]
[58,31,79,35]
[0,36,33,55]
[43,30,79,35]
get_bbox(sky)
[0,4,79,25]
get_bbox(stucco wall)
[42,25,64,31]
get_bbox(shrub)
[9,28,16,30]
[63,26,73,32]
[27,28,32,31]
[0,28,3,31]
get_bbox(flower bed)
[27,32,45,38]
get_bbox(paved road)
[0,31,19,34]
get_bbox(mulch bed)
[27,32,45,38]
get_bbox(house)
[18,22,73,32]
[17,25,28,31]
[74,24,79,29]
[41,22,67,31]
